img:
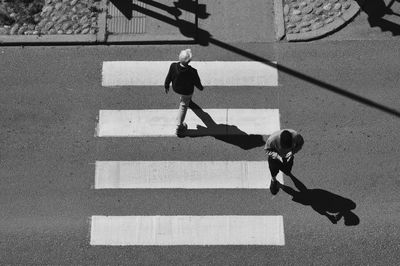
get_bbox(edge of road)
[0,0,362,45]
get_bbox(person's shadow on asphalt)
[278,172,360,226]
[181,101,266,150]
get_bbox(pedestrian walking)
[164,49,204,136]
[265,129,304,195]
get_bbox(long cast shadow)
[279,173,360,226]
[184,101,266,150]
[111,0,400,118]
[387,0,400,17]
[356,0,400,35]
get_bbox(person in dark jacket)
[164,49,204,136]
[264,129,304,195]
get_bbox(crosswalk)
[95,161,283,189]
[91,60,284,246]
[102,61,278,86]
[96,109,280,137]
[91,216,285,246]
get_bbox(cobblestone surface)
[0,0,361,41]
[284,0,356,34]
[0,0,101,36]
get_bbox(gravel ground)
[0,0,102,35]
[283,0,355,33]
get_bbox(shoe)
[270,178,279,195]
[175,122,187,137]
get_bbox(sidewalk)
[0,0,399,45]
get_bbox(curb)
[0,34,98,45]
[96,0,107,42]
[274,0,285,41]
[106,34,193,43]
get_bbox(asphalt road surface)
[0,40,399,265]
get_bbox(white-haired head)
[179,49,192,64]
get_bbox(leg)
[176,94,192,133]
[282,156,294,175]
[268,156,281,181]
[268,156,282,195]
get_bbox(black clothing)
[268,156,294,177]
[164,62,203,95]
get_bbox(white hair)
[179,49,192,64]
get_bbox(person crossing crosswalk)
[265,129,304,195]
[92,54,285,246]
[164,49,204,136]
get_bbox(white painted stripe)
[90,215,285,246]
[102,61,278,86]
[97,109,280,137]
[95,161,283,189]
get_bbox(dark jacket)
[164,62,204,95]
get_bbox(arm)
[285,134,303,161]
[193,69,204,91]
[266,150,281,160]
[264,138,282,161]
[292,134,304,154]
[164,64,173,93]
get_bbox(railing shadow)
[387,0,400,17]
[109,0,400,118]
[356,0,400,35]
[183,101,266,150]
[279,173,360,226]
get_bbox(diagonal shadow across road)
[110,0,400,118]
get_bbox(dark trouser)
[268,156,294,180]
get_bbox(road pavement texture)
[0,42,399,265]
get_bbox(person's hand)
[165,87,169,94]
[268,151,281,161]
[284,152,294,163]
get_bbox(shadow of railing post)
[355,0,400,35]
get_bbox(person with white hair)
[164,49,204,136]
